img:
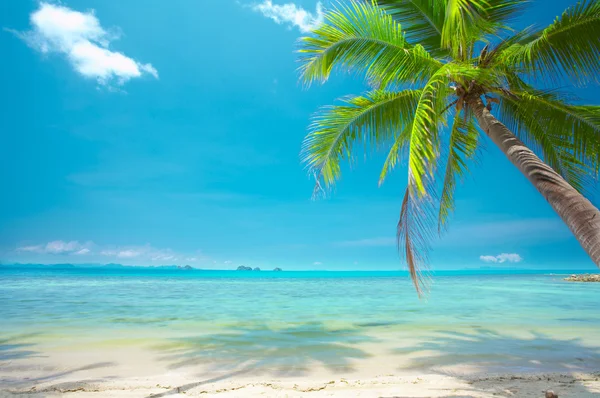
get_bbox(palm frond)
[396,66,454,293]
[438,111,479,233]
[298,1,442,88]
[379,122,412,185]
[397,184,436,295]
[498,0,600,84]
[495,87,600,191]
[442,0,495,58]
[374,0,446,54]
[484,0,529,25]
[301,89,422,194]
[406,65,455,195]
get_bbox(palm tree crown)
[298,0,600,293]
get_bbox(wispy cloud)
[100,245,181,262]
[9,2,158,86]
[17,240,93,255]
[251,1,323,32]
[479,253,523,263]
[313,261,322,265]
[16,241,203,264]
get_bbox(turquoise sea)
[2,266,600,382]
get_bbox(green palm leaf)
[374,0,445,54]
[301,89,421,193]
[438,112,479,233]
[485,0,529,25]
[406,65,454,195]
[495,87,600,181]
[379,122,412,185]
[298,1,442,88]
[498,0,600,84]
[442,0,494,57]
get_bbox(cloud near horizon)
[251,0,324,33]
[16,240,200,264]
[479,253,523,263]
[10,2,158,86]
[17,240,93,255]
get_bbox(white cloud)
[479,253,523,263]
[12,2,158,86]
[15,241,196,264]
[17,240,93,255]
[251,1,323,33]
[100,245,179,262]
[117,249,142,259]
[313,261,322,265]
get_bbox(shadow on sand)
[0,333,45,362]
[148,321,374,397]
[388,327,600,397]
[0,333,117,391]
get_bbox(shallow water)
[2,267,600,376]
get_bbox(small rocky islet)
[564,274,600,282]
[236,265,282,271]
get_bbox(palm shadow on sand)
[155,321,373,376]
[389,327,600,397]
[0,333,116,391]
[0,333,44,362]
[148,321,374,397]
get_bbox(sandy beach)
[2,337,600,397]
[3,367,600,397]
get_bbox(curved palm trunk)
[470,97,600,266]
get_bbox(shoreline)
[3,371,600,397]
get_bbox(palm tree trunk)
[470,97,600,266]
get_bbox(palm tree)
[298,0,600,293]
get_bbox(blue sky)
[0,0,598,270]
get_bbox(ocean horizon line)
[0,263,595,276]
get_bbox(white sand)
[2,370,600,397]
[2,342,600,397]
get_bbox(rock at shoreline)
[253,267,261,271]
[564,274,600,282]
[236,266,253,271]
[177,265,193,270]
[273,267,282,271]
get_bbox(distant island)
[0,263,288,272]
[565,274,600,282]
[0,263,196,271]
[235,266,282,271]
